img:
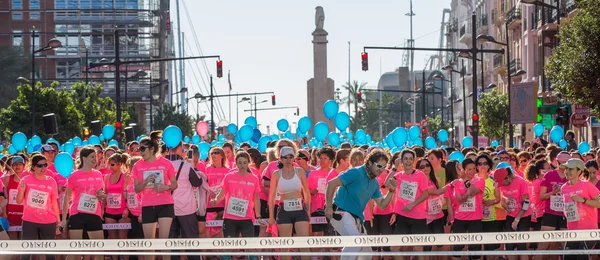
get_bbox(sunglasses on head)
[139,146,148,152]
[296,154,308,160]
[419,164,431,169]
[35,163,48,168]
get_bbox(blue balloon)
[218,134,225,141]
[533,123,544,137]
[55,152,74,178]
[198,142,210,160]
[553,125,565,137]
[227,123,238,135]
[559,139,567,149]
[184,136,191,144]
[63,142,75,155]
[550,128,562,143]
[448,151,465,163]
[346,131,353,140]
[462,136,473,148]
[284,130,294,140]
[46,138,58,145]
[425,137,437,149]
[102,125,115,140]
[258,136,270,153]
[238,125,254,142]
[72,137,82,146]
[26,145,34,154]
[0,218,9,232]
[491,140,499,148]
[99,134,105,141]
[437,130,449,143]
[314,122,329,142]
[393,128,408,147]
[192,135,201,144]
[277,119,289,132]
[251,129,262,143]
[244,116,257,129]
[298,117,312,133]
[11,132,27,151]
[136,135,146,142]
[296,127,306,138]
[366,135,372,142]
[107,139,118,147]
[88,135,100,145]
[413,139,423,147]
[409,126,420,140]
[82,140,89,146]
[579,142,591,154]
[163,125,183,148]
[386,134,396,148]
[323,100,339,120]
[8,145,17,154]
[0,145,4,151]
[496,161,515,173]
[270,134,279,141]
[327,132,341,147]
[30,135,42,146]
[356,129,367,144]
[334,112,350,132]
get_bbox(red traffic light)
[361,53,369,71]
[296,107,300,116]
[472,114,479,121]
[357,92,363,103]
[422,128,427,134]
[271,95,276,106]
[216,60,223,78]
[115,121,122,128]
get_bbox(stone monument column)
[307,6,335,131]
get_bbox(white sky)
[176,0,451,134]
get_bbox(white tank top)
[277,168,302,194]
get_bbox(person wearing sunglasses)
[294,149,314,177]
[475,154,502,256]
[3,155,28,240]
[418,157,452,254]
[267,146,311,260]
[129,141,141,157]
[202,146,229,240]
[523,159,550,250]
[103,153,130,260]
[307,148,335,240]
[389,150,430,256]
[325,149,397,259]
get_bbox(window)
[30,0,40,9]
[32,33,40,56]
[56,60,81,83]
[12,30,23,50]
[13,0,22,9]
[55,0,65,9]
[30,12,40,20]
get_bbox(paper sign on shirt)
[550,195,564,211]
[400,181,418,202]
[564,202,580,222]
[428,196,443,215]
[143,170,164,188]
[126,192,138,209]
[283,198,303,211]
[27,189,49,209]
[107,193,122,209]
[317,178,327,194]
[77,193,98,213]
[483,206,492,220]
[226,197,249,217]
[505,196,517,213]
[459,196,476,212]
[9,189,21,205]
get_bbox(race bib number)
[550,195,564,212]
[27,189,49,209]
[317,178,327,194]
[107,193,122,209]
[143,170,164,187]
[9,189,21,205]
[126,192,138,209]
[400,181,418,202]
[77,194,98,213]
[283,198,303,211]
[226,197,249,218]
[506,197,517,213]
[428,196,443,215]
[565,202,580,222]
[459,197,476,212]
[483,206,492,220]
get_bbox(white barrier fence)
[2,230,600,251]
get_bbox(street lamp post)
[124,69,148,105]
[29,29,62,136]
[435,71,455,144]
[237,96,251,126]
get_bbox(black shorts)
[68,213,103,231]
[542,213,567,230]
[141,204,175,224]
[423,217,445,251]
[104,212,123,222]
[481,221,500,250]
[504,216,532,251]
[311,211,327,232]
[223,219,254,238]
[393,214,427,235]
[452,219,482,256]
[206,207,224,213]
[276,204,309,224]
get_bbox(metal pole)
[85,48,89,84]
[471,13,479,148]
[507,22,513,148]
[115,29,121,125]
[481,44,485,96]
[450,73,455,145]
[196,100,199,122]
[348,41,351,116]
[31,29,36,136]
[462,61,467,138]
[254,96,258,122]
[400,96,404,125]
[125,64,128,106]
[421,71,426,119]
[210,75,214,140]
[236,95,239,127]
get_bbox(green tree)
[152,103,195,137]
[478,89,509,140]
[69,82,116,127]
[0,82,82,142]
[341,81,369,129]
[426,115,452,137]
[546,0,600,113]
[0,48,31,109]
[123,103,143,137]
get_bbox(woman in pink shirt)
[133,138,177,260]
[203,146,230,238]
[523,160,549,233]
[104,153,130,259]
[17,154,60,260]
[125,156,143,239]
[308,147,335,236]
[560,158,600,257]
[61,146,106,260]
[325,149,351,182]
[584,160,600,230]
[211,151,263,239]
[451,158,484,256]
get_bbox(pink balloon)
[196,121,209,137]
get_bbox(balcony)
[54,11,155,27]
[536,7,558,33]
[476,13,488,35]
[509,58,522,75]
[565,0,578,17]
[507,6,522,29]
[459,22,472,46]
[491,9,504,27]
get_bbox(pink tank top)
[104,173,126,215]
[125,176,141,217]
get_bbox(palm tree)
[339,80,368,117]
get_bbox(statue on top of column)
[315,6,325,30]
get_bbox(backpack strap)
[171,161,184,195]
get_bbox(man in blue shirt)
[325,149,397,260]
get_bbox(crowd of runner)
[0,129,599,260]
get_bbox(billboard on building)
[510,82,538,124]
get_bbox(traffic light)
[83,129,90,140]
[357,92,362,103]
[472,113,479,122]
[216,60,223,78]
[536,98,543,122]
[421,128,427,135]
[115,121,122,143]
[296,107,300,116]
[271,95,276,105]
[361,53,369,71]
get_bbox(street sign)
[591,116,600,128]
[571,113,588,128]
[510,82,538,124]
[574,104,590,116]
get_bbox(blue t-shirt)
[332,166,383,221]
